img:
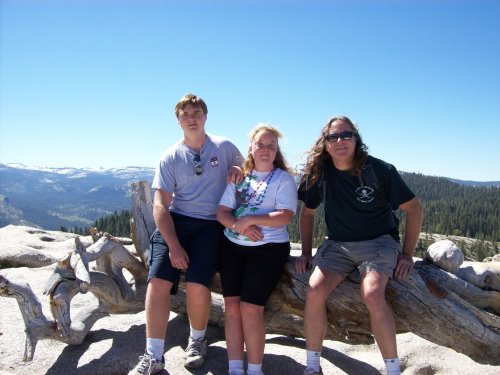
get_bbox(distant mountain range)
[447,178,500,187]
[0,163,499,230]
[0,163,155,230]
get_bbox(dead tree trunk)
[0,180,499,365]
[130,180,156,266]
[0,234,148,361]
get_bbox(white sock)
[228,359,245,372]
[190,326,206,340]
[247,362,263,374]
[146,337,164,360]
[306,349,321,372]
[384,358,401,375]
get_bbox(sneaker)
[303,367,323,375]
[136,351,165,374]
[229,371,246,375]
[184,336,207,368]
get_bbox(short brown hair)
[174,93,208,118]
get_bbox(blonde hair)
[242,123,293,175]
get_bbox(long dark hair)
[300,116,368,186]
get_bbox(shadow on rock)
[44,314,187,375]
[266,335,380,375]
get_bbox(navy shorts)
[219,236,290,306]
[148,211,224,295]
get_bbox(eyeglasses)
[193,153,203,175]
[326,131,354,142]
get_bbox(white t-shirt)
[219,167,297,246]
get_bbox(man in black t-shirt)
[295,116,423,375]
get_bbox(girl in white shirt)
[217,124,297,375]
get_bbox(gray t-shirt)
[152,133,244,220]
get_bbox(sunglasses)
[193,153,203,175]
[326,131,354,142]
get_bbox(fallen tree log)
[163,259,500,363]
[0,181,499,365]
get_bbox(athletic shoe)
[303,367,323,375]
[136,351,165,374]
[184,336,207,368]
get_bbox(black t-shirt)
[298,156,415,242]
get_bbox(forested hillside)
[76,173,499,261]
[61,210,131,238]
[402,172,499,241]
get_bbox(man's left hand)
[394,254,414,279]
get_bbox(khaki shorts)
[312,234,401,279]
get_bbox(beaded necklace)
[244,168,276,207]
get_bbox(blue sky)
[1,0,499,181]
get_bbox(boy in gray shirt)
[136,93,244,374]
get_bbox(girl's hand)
[241,225,263,242]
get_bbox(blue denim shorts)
[148,211,224,294]
[312,234,401,279]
